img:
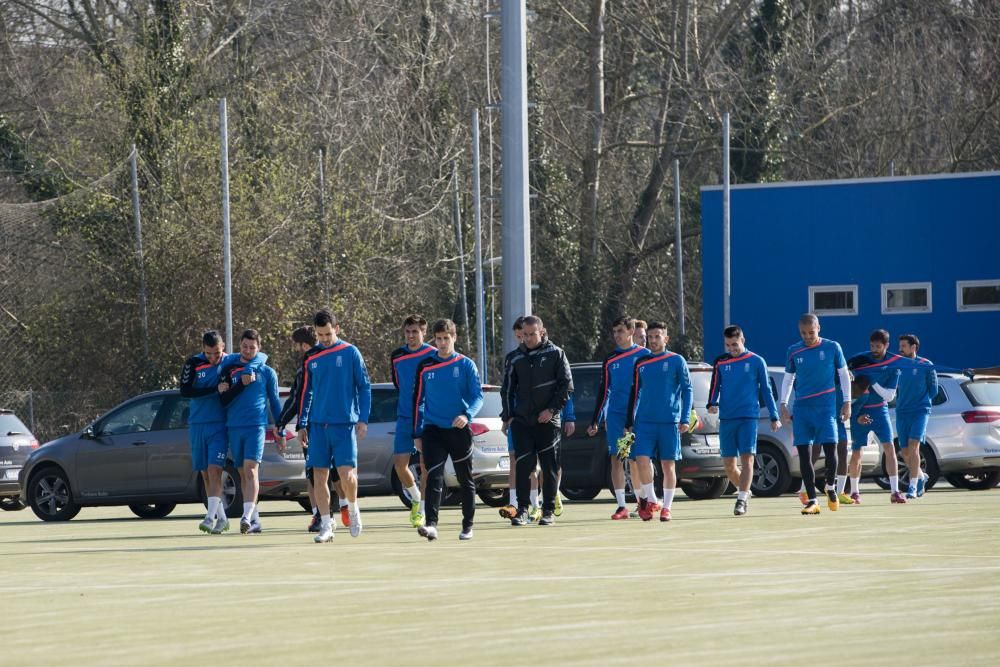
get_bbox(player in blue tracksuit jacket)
[780,314,852,514]
[844,329,904,504]
[389,315,436,528]
[411,319,484,541]
[895,333,939,498]
[179,330,230,534]
[218,329,283,533]
[298,310,372,543]
[625,321,694,522]
[587,316,651,519]
[706,325,780,517]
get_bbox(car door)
[75,395,166,498]
[358,386,397,492]
[145,394,197,495]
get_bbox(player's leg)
[334,424,362,537]
[733,420,756,516]
[446,425,477,539]
[512,421,538,525]
[659,424,681,521]
[720,420,742,490]
[835,417,851,503]
[500,426,518,519]
[418,425,448,540]
[190,426,214,532]
[528,469,541,522]
[393,418,423,526]
[536,422,560,523]
[606,413,629,518]
[312,466,334,542]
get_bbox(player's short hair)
[512,316,526,332]
[403,315,427,329]
[633,319,648,330]
[647,321,667,332]
[292,326,317,346]
[612,315,635,330]
[241,329,260,342]
[313,309,337,327]
[899,333,920,349]
[799,313,819,327]
[522,315,544,329]
[202,330,222,347]
[431,318,457,335]
[870,329,890,345]
[723,325,743,339]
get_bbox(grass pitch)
[2,484,999,666]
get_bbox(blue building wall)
[701,172,1000,369]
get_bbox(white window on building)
[957,280,1000,312]
[882,282,932,314]
[809,285,858,316]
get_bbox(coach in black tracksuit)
[500,315,573,523]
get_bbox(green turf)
[2,485,999,666]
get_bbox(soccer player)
[499,317,542,522]
[706,326,780,517]
[390,315,436,528]
[502,316,573,526]
[298,310,372,543]
[625,321,693,522]
[896,334,938,498]
[779,314,851,515]
[845,329,904,504]
[413,319,484,540]
[588,316,650,519]
[179,330,230,534]
[218,329,284,534]
[632,319,648,348]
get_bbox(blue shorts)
[307,423,358,469]
[630,422,682,461]
[837,418,848,443]
[394,417,417,455]
[229,426,265,467]
[190,423,228,471]
[792,405,838,445]
[605,412,628,456]
[507,428,515,452]
[720,419,758,458]
[896,410,929,447]
[851,411,894,450]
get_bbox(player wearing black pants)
[421,425,476,532]
[500,315,573,526]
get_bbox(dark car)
[559,362,731,502]
[1,409,39,511]
[18,389,307,522]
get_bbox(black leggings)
[422,425,475,529]
[797,444,836,501]
[511,420,561,513]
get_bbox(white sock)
[889,475,899,493]
[529,489,539,508]
[206,496,219,521]
[419,499,426,514]
[636,484,647,500]
[737,491,748,501]
[251,506,259,522]
[321,515,331,530]
[339,498,349,508]
[836,475,847,495]
[850,477,861,495]
[215,499,227,521]
[641,482,656,503]
[406,484,422,503]
[242,502,253,520]
[614,488,626,507]
[348,501,359,514]
[311,505,318,515]
[662,488,675,509]
[799,480,806,492]
[509,489,518,508]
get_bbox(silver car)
[358,383,510,508]
[1,409,39,511]
[18,389,307,521]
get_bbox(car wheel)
[128,503,177,519]
[26,467,80,521]
[221,466,244,518]
[945,471,1000,491]
[751,444,792,497]
[560,486,601,501]
[679,476,729,500]
[476,488,510,507]
[0,496,26,511]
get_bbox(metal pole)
[452,161,471,352]
[317,147,328,303]
[220,98,233,352]
[889,159,895,177]
[471,109,488,382]
[28,389,35,434]
[129,145,150,364]
[500,0,532,354]
[673,159,685,336]
[722,112,731,328]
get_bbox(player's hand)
[679,423,690,434]
[501,420,510,435]
[780,404,792,422]
[273,428,286,454]
[413,438,422,453]
[707,405,719,414]
[217,382,229,394]
[857,414,873,425]
[241,372,255,386]
[356,422,368,441]
[587,424,598,437]
[563,421,576,438]
[537,409,554,424]
[770,419,781,432]
[840,402,851,423]
[297,428,309,447]
[452,415,469,429]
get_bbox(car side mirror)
[83,425,97,439]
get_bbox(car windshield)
[964,380,1000,407]
[690,370,711,404]
[480,389,502,417]
[0,414,30,435]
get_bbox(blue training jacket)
[219,352,282,428]
[179,352,225,424]
[298,339,372,428]
[894,356,938,413]
[707,350,778,421]
[390,343,436,420]
[625,350,693,427]
[590,345,651,425]
[785,338,847,410]
[412,353,484,435]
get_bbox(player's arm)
[547,349,573,415]
[678,361,694,433]
[179,357,216,398]
[926,364,939,404]
[412,360,431,437]
[758,358,780,423]
[218,365,246,407]
[277,365,303,431]
[835,345,852,421]
[354,349,371,439]
[389,348,402,390]
[706,355,725,413]
[624,364,641,431]
[589,355,611,430]
[779,365,795,421]
[457,360,484,427]
[499,353,515,423]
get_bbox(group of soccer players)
[179,308,940,542]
